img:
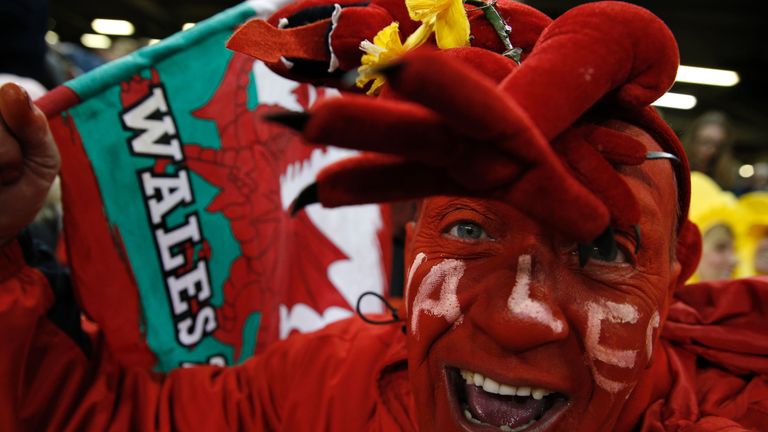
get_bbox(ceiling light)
[81,33,112,49]
[45,31,59,45]
[91,18,135,36]
[651,92,697,110]
[739,164,755,178]
[676,65,740,87]
[182,22,196,31]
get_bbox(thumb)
[0,82,60,179]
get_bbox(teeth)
[473,372,484,387]
[499,384,516,396]
[460,369,554,399]
[464,409,482,425]
[516,386,531,397]
[532,388,548,400]
[482,377,500,394]
[466,406,535,432]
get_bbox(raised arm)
[0,82,288,431]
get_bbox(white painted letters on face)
[585,301,640,393]
[507,255,565,333]
[410,259,465,336]
[405,253,428,315]
[645,311,660,360]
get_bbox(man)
[1,1,766,431]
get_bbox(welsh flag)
[36,1,391,372]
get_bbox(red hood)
[618,277,768,431]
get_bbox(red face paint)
[404,122,681,432]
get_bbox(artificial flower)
[357,22,426,95]
[406,0,470,49]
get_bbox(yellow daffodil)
[356,0,470,94]
[406,0,470,49]
[357,22,426,95]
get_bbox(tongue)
[466,384,547,428]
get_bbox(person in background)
[682,111,739,191]
[688,172,739,282]
[735,191,768,277]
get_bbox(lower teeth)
[463,407,535,431]
[464,408,482,425]
[500,421,535,432]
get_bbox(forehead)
[419,120,678,234]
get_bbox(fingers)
[304,96,462,165]
[0,115,23,184]
[554,134,640,228]
[502,164,609,242]
[582,125,646,166]
[0,82,60,181]
[314,154,466,207]
[379,49,523,141]
[498,2,677,140]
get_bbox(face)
[404,122,681,432]
[754,234,768,275]
[696,224,737,281]
[691,123,726,169]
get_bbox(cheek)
[405,252,429,315]
[406,256,467,349]
[578,300,659,394]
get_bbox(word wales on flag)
[37,1,392,372]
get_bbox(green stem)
[465,0,522,63]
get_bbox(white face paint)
[405,253,428,315]
[507,255,565,333]
[645,311,660,360]
[410,259,465,336]
[585,301,640,393]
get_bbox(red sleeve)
[0,239,298,431]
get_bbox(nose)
[469,254,569,352]
[727,251,739,273]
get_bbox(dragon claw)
[290,182,320,216]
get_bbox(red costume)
[1,0,767,431]
[1,241,767,431]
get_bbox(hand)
[0,82,60,245]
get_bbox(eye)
[578,243,628,264]
[575,226,635,267]
[446,221,491,242]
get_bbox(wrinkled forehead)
[417,120,679,234]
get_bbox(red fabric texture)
[229,1,682,244]
[329,5,394,71]
[0,240,415,430]
[3,1,761,430]
[305,49,613,242]
[1,238,766,430]
[227,18,331,64]
[48,111,156,369]
[627,277,768,431]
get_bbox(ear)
[662,258,682,320]
[675,220,702,283]
[659,219,699,325]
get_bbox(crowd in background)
[684,110,768,283]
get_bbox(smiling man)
[402,125,680,431]
[1,0,767,431]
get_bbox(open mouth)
[447,368,570,431]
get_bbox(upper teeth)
[460,369,553,400]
